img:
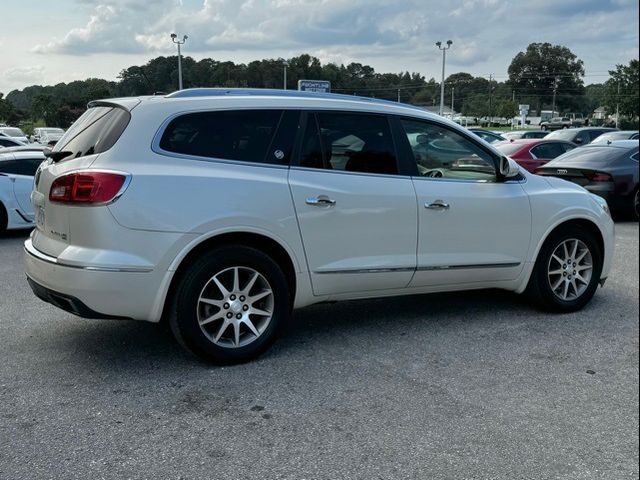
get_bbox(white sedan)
[0,148,44,233]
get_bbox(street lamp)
[280,58,289,90]
[170,33,188,90]
[436,40,453,117]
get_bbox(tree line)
[1,43,637,130]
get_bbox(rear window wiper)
[44,150,73,163]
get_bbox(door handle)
[425,200,450,210]
[306,195,336,207]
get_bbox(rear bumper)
[26,277,130,320]
[24,238,165,322]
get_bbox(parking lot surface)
[1,223,638,479]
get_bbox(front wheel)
[169,246,291,363]
[525,226,603,312]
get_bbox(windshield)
[1,128,25,137]
[495,143,525,156]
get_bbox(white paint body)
[0,151,40,230]
[24,93,615,321]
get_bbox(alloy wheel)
[197,266,274,348]
[547,238,593,301]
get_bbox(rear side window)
[530,142,570,159]
[53,106,130,161]
[159,110,296,165]
[0,158,42,176]
[0,160,17,174]
[0,138,19,147]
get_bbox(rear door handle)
[306,195,336,207]
[425,200,450,210]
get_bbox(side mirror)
[499,156,520,179]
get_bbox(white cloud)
[2,66,46,85]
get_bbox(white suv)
[24,89,615,363]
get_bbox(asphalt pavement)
[1,223,638,479]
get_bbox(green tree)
[508,42,585,115]
[603,59,639,119]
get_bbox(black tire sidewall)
[532,226,603,312]
[171,246,290,363]
[0,203,7,234]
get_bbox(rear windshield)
[552,146,629,164]
[495,143,524,156]
[53,106,130,161]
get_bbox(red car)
[494,139,577,173]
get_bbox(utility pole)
[551,77,559,116]
[451,86,454,117]
[281,59,289,90]
[436,40,453,116]
[488,74,493,126]
[397,88,401,103]
[170,33,188,90]
[615,80,620,128]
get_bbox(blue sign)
[297,80,331,93]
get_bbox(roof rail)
[165,88,427,112]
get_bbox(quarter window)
[159,110,295,165]
[400,119,497,181]
[299,112,398,175]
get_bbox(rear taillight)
[49,171,128,204]
[586,172,613,182]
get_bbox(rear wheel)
[526,225,603,312]
[169,245,290,363]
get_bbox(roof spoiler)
[87,98,141,112]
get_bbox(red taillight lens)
[587,172,613,182]
[49,172,128,204]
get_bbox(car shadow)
[51,288,539,370]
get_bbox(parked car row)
[0,126,66,149]
[467,128,638,217]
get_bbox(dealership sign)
[298,80,331,93]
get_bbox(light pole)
[280,59,289,90]
[436,40,452,116]
[170,33,188,90]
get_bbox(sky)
[0,0,638,94]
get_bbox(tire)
[632,188,639,221]
[525,225,603,312]
[169,245,291,364]
[0,202,7,235]
[542,125,548,131]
